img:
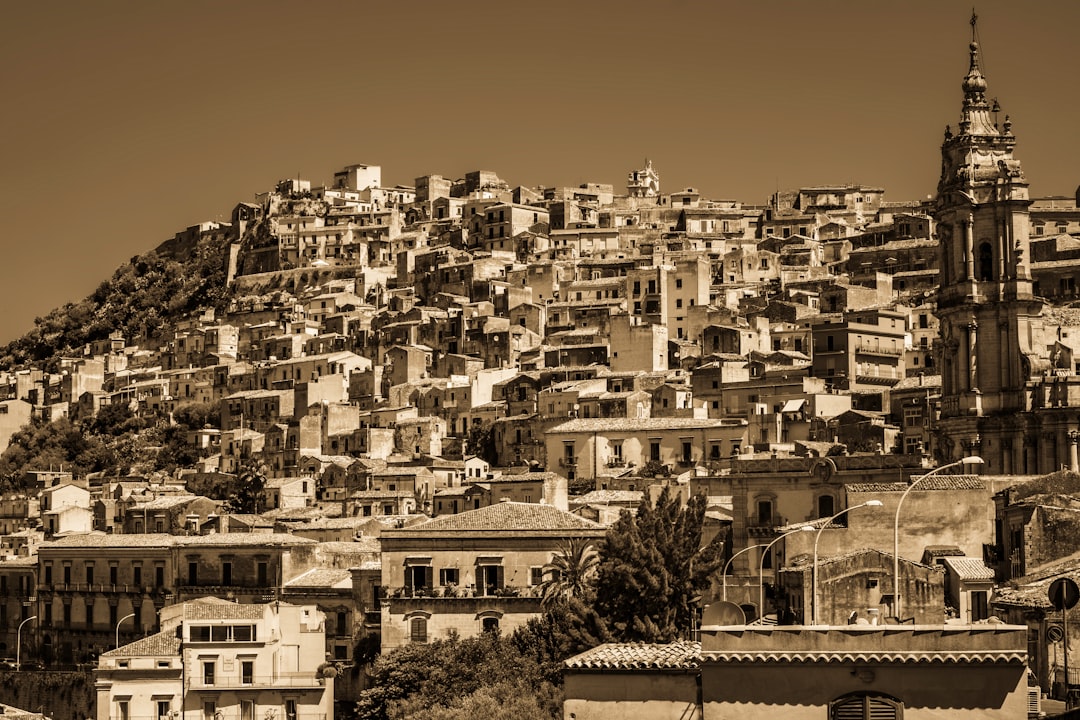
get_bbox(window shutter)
[424,566,433,590]
[495,565,505,590]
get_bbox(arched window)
[409,617,427,643]
[978,241,994,281]
[482,617,499,633]
[830,692,903,720]
[817,494,835,519]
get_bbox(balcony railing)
[854,343,903,356]
[387,585,543,600]
[190,672,323,690]
[558,457,577,468]
[606,458,626,468]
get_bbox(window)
[110,564,118,585]
[63,564,71,585]
[117,701,130,720]
[439,568,459,586]
[133,565,142,587]
[285,700,297,720]
[241,660,254,685]
[482,617,500,633]
[188,562,198,586]
[44,564,52,585]
[257,562,268,586]
[830,692,902,720]
[203,702,216,720]
[410,617,428,643]
[241,701,254,720]
[757,499,773,525]
[530,567,544,586]
[85,564,94,584]
[818,494,835,519]
[478,564,504,595]
[155,564,165,588]
[157,701,172,720]
[650,441,661,462]
[203,661,215,685]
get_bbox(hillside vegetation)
[0,235,231,370]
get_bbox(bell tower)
[934,26,1048,473]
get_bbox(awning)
[781,399,806,413]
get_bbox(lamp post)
[16,615,37,671]
[116,612,136,649]
[758,526,814,623]
[893,455,984,621]
[811,500,884,625]
[722,543,768,602]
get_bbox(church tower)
[934,29,1052,474]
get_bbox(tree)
[228,460,267,514]
[464,421,497,465]
[593,487,723,643]
[354,631,557,720]
[537,538,599,607]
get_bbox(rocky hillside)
[0,232,232,370]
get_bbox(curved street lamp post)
[116,612,136,649]
[893,456,984,621]
[722,543,768,602]
[16,615,37,671]
[811,500,884,625]
[758,526,814,623]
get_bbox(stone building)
[933,37,1080,474]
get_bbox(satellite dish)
[701,601,746,628]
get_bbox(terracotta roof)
[846,475,984,493]
[177,532,315,547]
[941,556,995,581]
[284,567,352,589]
[564,641,701,670]
[41,533,176,549]
[550,417,739,433]
[185,601,268,620]
[102,629,180,657]
[699,650,1026,665]
[397,501,604,533]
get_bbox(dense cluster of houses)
[0,29,1078,720]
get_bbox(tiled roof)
[846,475,984,493]
[891,374,942,391]
[102,629,180,657]
[176,533,315,547]
[399,502,605,533]
[185,601,269,620]
[284,567,352,589]
[41,533,176,549]
[550,417,737,433]
[941,556,995,581]
[564,642,700,670]
[317,538,382,554]
[699,650,1026,665]
[572,490,644,505]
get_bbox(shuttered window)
[410,617,427,643]
[831,693,902,720]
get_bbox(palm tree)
[538,537,599,607]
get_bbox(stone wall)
[0,670,95,720]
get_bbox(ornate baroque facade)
[934,35,1080,474]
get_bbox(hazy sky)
[2,1,1078,344]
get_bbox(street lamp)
[116,612,136,649]
[16,615,37,671]
[722,543,768,602]
[893,455,984,621]
[811,500,884,625]
[758,526,814,623]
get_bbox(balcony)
[190,672,323,690]
[854,343,903,357]
[558,457,577,468]
[606,458,626,468]
[387,585,542,600]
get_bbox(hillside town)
[0,27,1079,720]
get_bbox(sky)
[1,1,1078,344]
